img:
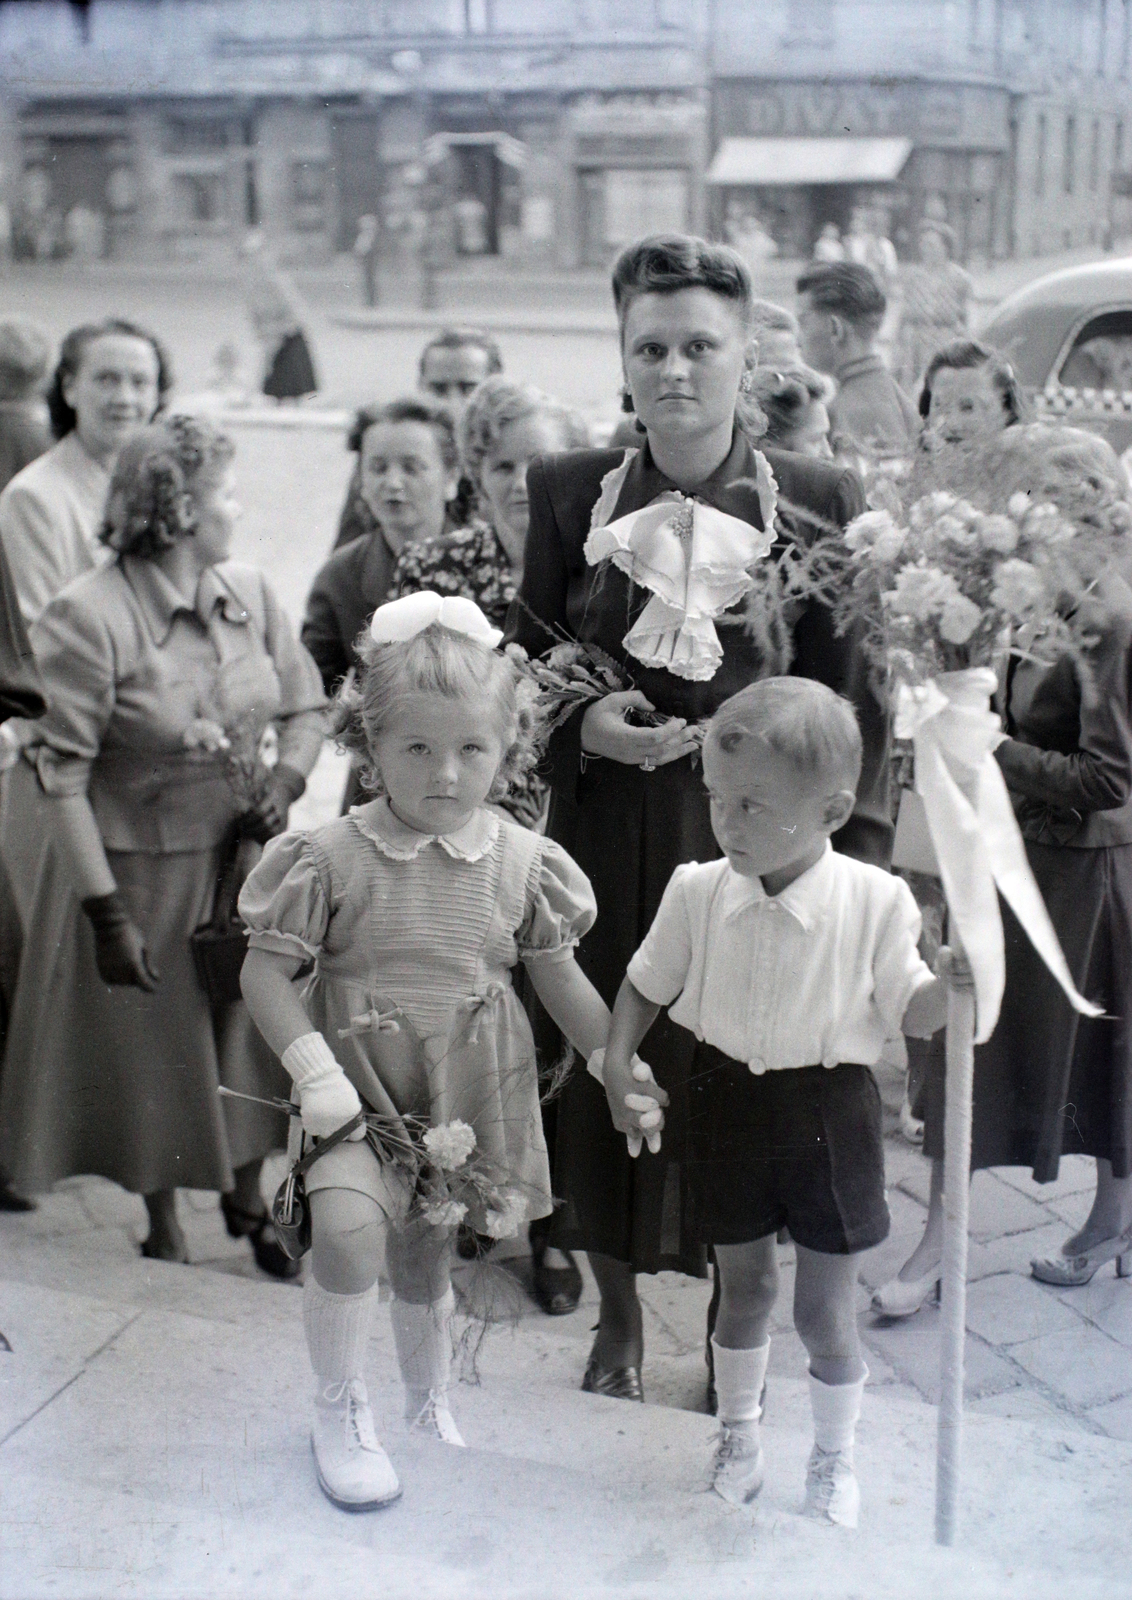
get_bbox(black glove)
[81,891,160,992]
[241,763,307,845]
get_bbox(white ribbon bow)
[369,590,503,648]
[895,668,1103,1042]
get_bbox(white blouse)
[0,432,110,626]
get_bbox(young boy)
[598,677,963,1528]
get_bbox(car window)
[1058,309,1132,391]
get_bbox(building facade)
[1,0,1130,267]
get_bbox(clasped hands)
[589,1046,669,1158]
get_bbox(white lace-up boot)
[311,1378,402,1511]
[390,1286,466,1446]
[709,1338,769,1505]
[802,1367,866,1528]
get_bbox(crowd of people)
[0,229,1129,1534]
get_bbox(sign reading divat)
[741,84,966,140]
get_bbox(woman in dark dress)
[506,233,891,1398]
[874,425,1132,1314]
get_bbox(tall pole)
[935,932,975,1546]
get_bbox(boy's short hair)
[706,677,862,794]
[795,261,887,335]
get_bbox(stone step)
[3,1247,1130,1598]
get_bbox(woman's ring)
[641,758,655,773]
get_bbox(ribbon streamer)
[895,668,1103,1043]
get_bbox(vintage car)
[978,258,1132,454]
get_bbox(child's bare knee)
[310,1190,386,1292]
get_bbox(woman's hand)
[242,763,307,844]
[81,892,160,992]
[580,691,701,768]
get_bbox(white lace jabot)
[583,448,777,682]
[349,799,500,862]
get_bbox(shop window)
[780,0,835,46]
[1058,309,1132,392]
[290,160,328,232]
[1090,119,1101,190]
[603,169,687,245]
[170,171,226,226]
[1064,114,1076,195]
[163,117,231,156]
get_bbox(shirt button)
[749,1057,767,1074]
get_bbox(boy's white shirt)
[626,842,935,1074]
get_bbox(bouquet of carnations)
[363,1112,529,1239]
[182,707,276,809]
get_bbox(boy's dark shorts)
[684,1042,890,1255]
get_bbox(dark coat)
[505,432,889,1270]
[300,531,397,695]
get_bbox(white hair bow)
[369,590,504,648]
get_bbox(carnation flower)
[910,491,957,529]
[423,1120,477,1171]
[990,558,1046,618]
[938,593,983,644]
[887,565,959,621]
[182,718,230,753]
[844,509,898,550]
[974,513,1019,555]
[934,514,978,550]
[421,1199,468,1229]
[1007,491,1032,520]
[482,1191,528,1239]
[1023,502,1075,543]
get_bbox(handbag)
[271,1111,368,1261]
[190,823,250,1006]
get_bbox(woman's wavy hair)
[46,318,172,440]
[335,624,545,801]
[99,414,235,559]
[459,376,589,493]
[347,396,459,473]
[918,338,1025,425]
[750,365,835,448]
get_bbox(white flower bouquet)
[364,1113,529,1239]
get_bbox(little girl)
[239,591,613,1512]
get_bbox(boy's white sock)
[390,1285,456,1416]
[303,1279,378,1387]
[808,1365,868,1456]
[711,1337,769,1425]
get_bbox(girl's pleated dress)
[238,799,596,1220]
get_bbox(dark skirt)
[263,331,317,400]
[544,753,713,1275]
[923,841,1132,1182]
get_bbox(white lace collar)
[349,799,500,862]
[583,449,777,682]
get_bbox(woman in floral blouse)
[391,376,590,1314]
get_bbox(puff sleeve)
[517,837,597,964]
[238,830,331,960]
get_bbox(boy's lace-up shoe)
[311,1378,402,1511]
[410,1388,466,1446]
[711,1419,765,1505]
[802,1444,859,1527]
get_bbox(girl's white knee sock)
[390,1285,456,1417]
[808,1365,868,1456]
[711,1337,770,1425]
[303,1279,379,1387]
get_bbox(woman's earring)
[620,383,635,414]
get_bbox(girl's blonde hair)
[335,623,545,800]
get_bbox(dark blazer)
[300,531,397,695]
[997,581,1132,850]
[508,432,892,867]
[0,538,43,721]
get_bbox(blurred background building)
[0,0,1130,268]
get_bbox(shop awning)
[706,137,913,186]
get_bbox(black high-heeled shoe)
[530,1232,583,1316]
[221,1194,301,1281]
